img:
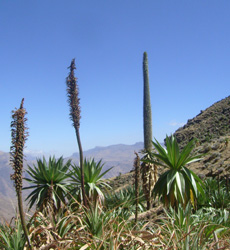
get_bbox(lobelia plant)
[10,98,32,249]
[66,58,87,207]
[69,158,112,205]
[144,135,204,209]
[24,156,71,213]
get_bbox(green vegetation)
[2,175,230,249]
[159,204,230,249]
[23,156,71,212]
[197,177,230,210]
[0,215,26,250]
[105,186,146,219]
[2,58,230,249]
[144,135,204,208]
[69,158,112,204]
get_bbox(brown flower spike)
[10,98,28,192]
[66,59,87,207]
[10,98,31,249]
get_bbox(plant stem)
[134,152,140,226]
[75,126,87,207]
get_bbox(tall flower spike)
[66,59,87,207]
[10,98,31,249]
[10,98,28,192]
[142,52,154,210]
[66,59,81,128]
[143,52,152,151]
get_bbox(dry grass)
[1,201,226,250]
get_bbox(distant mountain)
[69,142,144,177]
[0,142,144,221]
[0,151,37,196]
[0,151,35,221]
[0,151,13,197]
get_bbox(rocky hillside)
[188,135,230,179]
[174,95,230,148]
[173,95,230,179]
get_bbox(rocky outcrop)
[174,96,230,148]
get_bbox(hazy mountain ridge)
[0,151,29,221]
[0,142,144,221]
[0,142,144,196]
[70,142,144,177]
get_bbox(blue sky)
[0,1,229,157]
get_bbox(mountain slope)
[174,95,230,147]
[173,95,230,178]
